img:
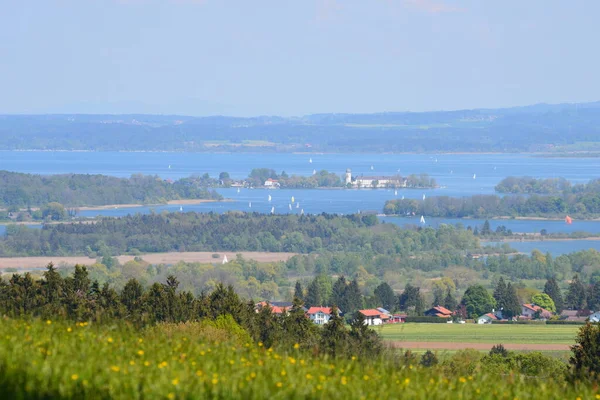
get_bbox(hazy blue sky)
[1,1,599,116]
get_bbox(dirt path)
[0,251,296,269]
[388,341,570,351]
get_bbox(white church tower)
[345,169,352,185]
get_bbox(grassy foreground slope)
[0,318,596,400]
[379,324,580,344]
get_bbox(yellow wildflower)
[172,378,179,386]
[110,366,120,372]
[107,337,113,343]
[67,327,72,333]
[129,361,135,366]
[46,320,52,325]
[404,378,410,385]
[137,350,144,356]
[167,393,175,400]
[341,376,347,385]
[363,375,369,381]
[196,370,204,377]
[293,343,300,349]
[71,374,78,381]
[281,370,286,377]
[144,361,150,367]
[276,382,283,388]
[212,378,219,385]
[459,377,467,383]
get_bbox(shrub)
[489,344,509,358]
[404,316,448,323]
[420,350,438,367]
[570,322,600,382]
[212,253,220,259]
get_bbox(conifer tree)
[374,282,395,311]
[504,283,521,319]
[320,306,348,357]
[304,278,321,308]
[349,311,382,357]
[444,288,458,311]
[544,277,564,312]
[493,277,507,311]
[344,279,362,314]
[331,276,347,310]
[566,275,587,310]
[293,281,304,301]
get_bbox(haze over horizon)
[2,1,599,117]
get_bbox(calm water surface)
[2,151,600,255]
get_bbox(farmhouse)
[477,313,499,324]
[359,309,385,325]
[589,311,600,323]
[521,304,551,319]
[307,307,333,325]
[424,305,453,319]
[255,301,294,315]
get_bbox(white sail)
[271,206,275,214]
[313,169,316,175]
[237,188,240,193]
[179,206,183,212]
[394,190,398,196]
[473,174,476,179]
[249,202,252,208]
[420,215,425,224]
[268,195,272,202]
[296,202,300,208]
[288,204,292,210]
[309,158,313,163]
[291,196,295,203]
[422,194,426,201]
[222,255,228,264]
[401,195,404,200]
[168,165,171,169]
[300,209,304,215]
[370,165,374,170]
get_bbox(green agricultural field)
[378,323,580,344]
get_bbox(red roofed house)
[359,309,386,326]
[477,313,499,324]
[307,307,333,325]
[424,305,453,318]
[255,301,293,315]
[521,304,551,319]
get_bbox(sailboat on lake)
[268,194,272,202]
[248,202,252,208]
[271,206,275,214]
[420,215,426,224]
[473,174,477,179]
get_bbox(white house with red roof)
[307,307,333,325]
[359,309,386,325]
[477,312,499,324]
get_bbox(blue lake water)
[2,151,600,255]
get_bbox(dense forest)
[0,171,221,209]
[2,102,600,152]
[383,183,600,219]
[0,212,479,257]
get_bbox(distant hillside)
[2,101,600,152]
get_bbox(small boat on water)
[309,158,313,163]
[249,202,252,208]
[300,209,304,215]
[420,215,426,224]
[222,255,228,264]
[288,204,292,211]
[179,206,183,212]
[370,165,374,170]
[422,194,426,201]
[394,190,398,196]
[296,202,300,208]
[566,215,573,224]
[313,169,316,175]
[237,188,240,194]
[268,195,272,202]
[271,206,275,214]
[401,195,404,200]
[291,196,295,203]
[473,174,477,180]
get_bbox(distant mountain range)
[1,101,600,153]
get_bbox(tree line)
[383,190,600,218]
[0,212,480,257]
[0,171,221,210]
[0,264,381,359]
